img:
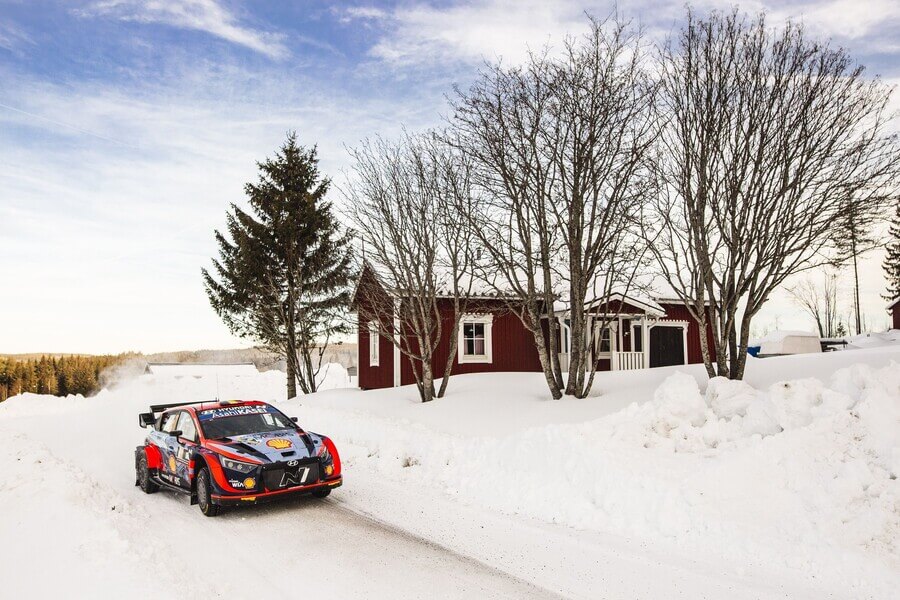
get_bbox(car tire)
[311,487,331,499]
[137,454,159,494]
[196,467,220,517]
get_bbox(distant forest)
[0,354,135,401]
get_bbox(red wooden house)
[352,265,714,390]
[888,297,900,330]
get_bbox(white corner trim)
[458,314,493,364]
[393,300,401,387]
[368,321,379,367]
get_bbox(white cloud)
[0,62,441,353]
[77,0,289,59]
[343,0,590,66]
[0,20,34,53]
[344,0,900,67]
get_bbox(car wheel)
[138,455,159,494]
[196,468,220,517]
[311,487,331,499]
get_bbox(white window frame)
[458,314,493,364]
[368,321,380,367]
[593,322,615,358]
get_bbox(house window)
[632,325,642,352]
[464,322,486,356]
[596,326,612,355]
[368,321,379,366]
[458,315,493,364]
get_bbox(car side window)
[161,412,180,433]
[177,412,199,443]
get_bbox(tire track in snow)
[323,494,570,600]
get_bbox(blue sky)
[1,0,898,354]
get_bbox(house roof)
[352,262,696,318]
[887,297,900,311]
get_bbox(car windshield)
[197,405,295,439]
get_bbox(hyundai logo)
[287,460,299,467]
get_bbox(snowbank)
[1,352,898,597]
[290,351,900,598]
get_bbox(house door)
[649,326,684,368]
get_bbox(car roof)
[163,400,269,416]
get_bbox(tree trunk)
[285,349,298,399]
[851,239,862,334]
[529,306,563,399]
[421,360,435,403]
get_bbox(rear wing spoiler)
[139,400,211,429]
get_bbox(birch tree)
[343,133,476,402]
[647,9,899,379]
[450,16,655,398]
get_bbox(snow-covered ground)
[1,348,898,598]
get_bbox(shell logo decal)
[243,477,256,489]
[168,455,177,472]
[266,438,292,450]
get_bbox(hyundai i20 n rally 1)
[134,400,342,516]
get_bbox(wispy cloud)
[342,0,588,66]
[0,20,35,54]
[77,0,289,59]
[0,61,439,352]
[342,0,900,70]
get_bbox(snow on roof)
[886,297,900,310]
[144,363,260,377]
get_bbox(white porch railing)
[612,351,645,371]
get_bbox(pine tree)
[203,132,353,398]
[883,197,900,301]
[834,195,886,334]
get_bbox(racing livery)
[134,400,342,516]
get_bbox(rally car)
[134,400,342,516]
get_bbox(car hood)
[206,429,324,464]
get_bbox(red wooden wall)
[356,269,395,390]
[657,302,717,364]
[399,298,543,386]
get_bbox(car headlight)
[317,444,331,462]
[219,456,256,473]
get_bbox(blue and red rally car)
[134,400,342,516]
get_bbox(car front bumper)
[210,475,343,506]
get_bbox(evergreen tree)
[833,195,887,334]
[884,197,900,301]
[203,133,353,398]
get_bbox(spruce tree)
[883,197,900,301]
[834,196,886,334]
[203,133,353,398]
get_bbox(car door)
[170,411,200,490]
[156,411,183,487]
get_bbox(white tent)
[758,331,821,357]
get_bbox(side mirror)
[139,413,156,428]
[291,417,298,422]
[168,430,183,438]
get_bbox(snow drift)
[1,351,898,598]
[293,357,900,598]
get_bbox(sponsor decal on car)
[198,405,268,420]
[243,477,256,489]
[266,438,292,450]
[168,455,177,472]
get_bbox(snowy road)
[0,415,560,600]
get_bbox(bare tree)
[786,275,840,338]
[647,9,900,379]
[450,15,655,398]
[343,133,475,402]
